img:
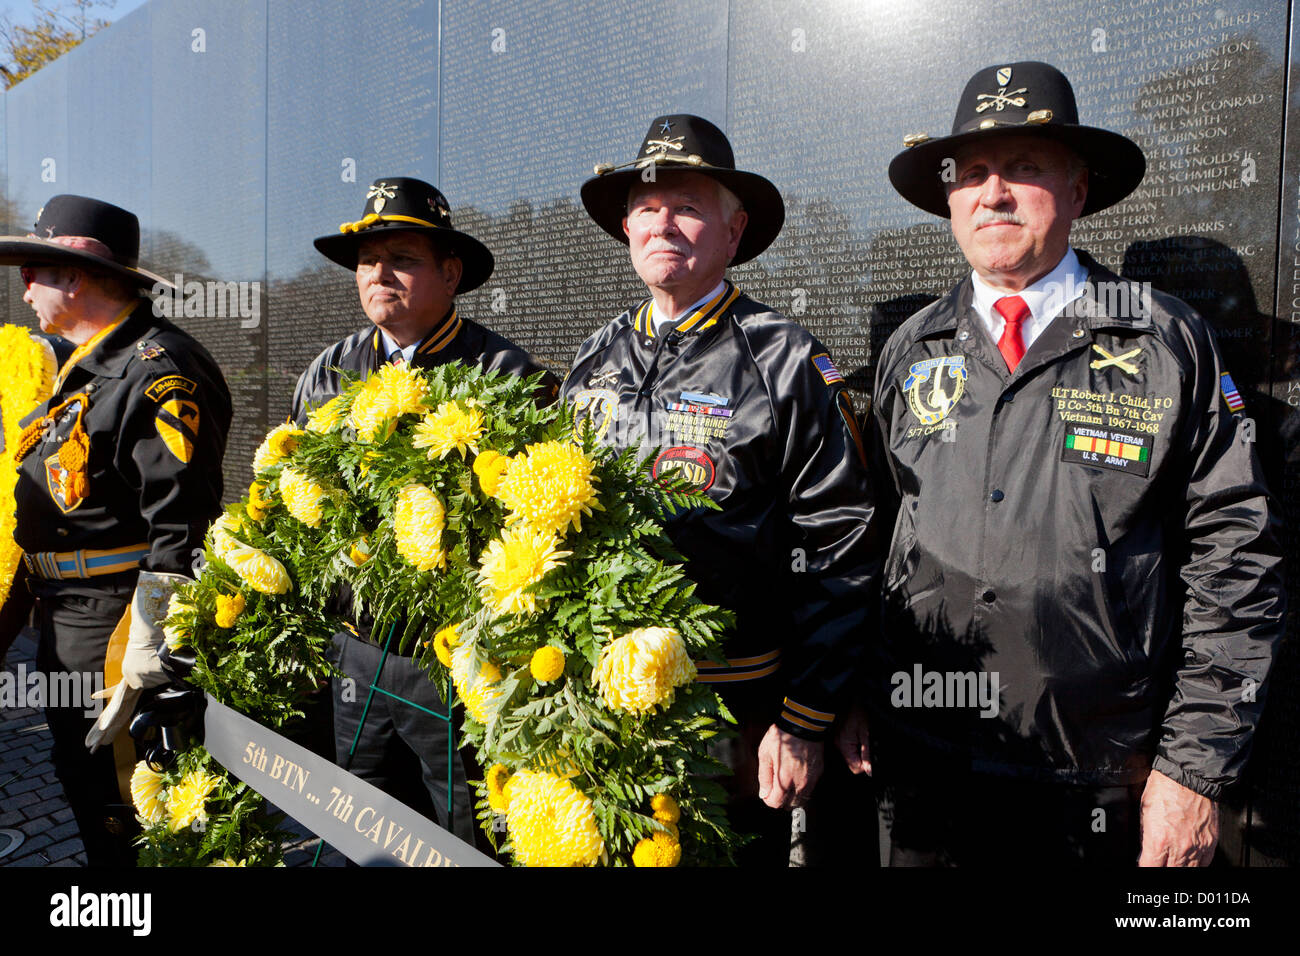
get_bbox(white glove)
[84,571,190,753]
[123,570,190,689]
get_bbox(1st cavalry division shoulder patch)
[155,399,200,463]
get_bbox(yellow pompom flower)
[166,770,221,832]
[279,467,328,528]
[593,626,697,716]
[413,401,486,460]
[478,526,571,616]
[502,770,605,867]
[130,761,167,825]
[214,592,246,629]
[394,483,447,572]
[651,792,681,825]
[225,542,292,595]
[472,449,510,497]
[305,394,346,433]
[497,441,601,537]
[529,645,565,683]
[432,624,459,667]
[348,535,371,566]
[246,481,272,521]
[449,642,506,724]
[486,763,511,813]
[348,362,430,441]
[631,831,682,867]
[163,592,194,650]
[208,858,247,867]
[252,422,304,473]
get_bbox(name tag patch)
[1061,423,1152,477]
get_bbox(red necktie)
[993,295,1030,372]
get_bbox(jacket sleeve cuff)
[775,697,835,741]
[1151,754,1225,801]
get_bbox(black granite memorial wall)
[0,0,1295,865]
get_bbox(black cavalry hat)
[313,177,494,293]
[888,61,1146,218]
[0,194,172,289]
[581,114,785,266]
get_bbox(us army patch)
[1061,423,1152,478]
[156,399,201,463]
[145,374,197,402]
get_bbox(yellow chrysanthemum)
[502,770,605,867]
[208,858,247,867]
[279,467,328,528]
[214,592,245,629]
[166,770,221,833]
[478,527,571,616]
[305,394,346,433]
[225,543,292,595]
[472,449,510,497]
[593,627,697,716]
[209,512,244,561]
[252,422,304,473]
[413,401,486,460]
[394,483,447,572]
[432,624,459,667]
[163,593,194,650]
[486,763,511,813]
[631,831,682,867]
[529,646,565,683]
[246,481,272,521]
[0,326,55,610]
[651,792,681,825]
[449,642,507,724]
[130,761,167,825]
[348,535,371,566]
[348,362,430,441]
[497,441,601,537]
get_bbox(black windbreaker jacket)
[562,283,881,740]
[867,250,1285,798]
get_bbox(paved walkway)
[1,627,343,868]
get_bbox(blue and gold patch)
[903,355,967,425]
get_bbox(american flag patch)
[1219,372,1244,412]
[811,353,843,386]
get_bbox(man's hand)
[1138,768,1219,866]
[835,706,872,775]
[757,724,824,809]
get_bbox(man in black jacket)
[842,62,1285,865]
[566,116,879,864]
[293,178,557,846]
[0,195,231,866]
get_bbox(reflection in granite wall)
[0,0,1295,864]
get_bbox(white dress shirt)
[651,279,727,331]
[969,247,1089,351]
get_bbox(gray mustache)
[972,210,1025,228]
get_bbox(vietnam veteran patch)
[1061,423,1152,478]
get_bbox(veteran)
[564,115,879,864]
[292,177,558,846]
[0,195,231,866]
[840,62,1285,865]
